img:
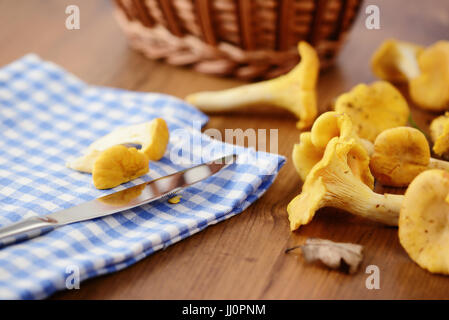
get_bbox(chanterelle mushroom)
[292,111,373,181]
[409,41,449,111]
[430,112,449,159]
[287,137,403,231]
[92,145,149,190]
[67,118,169,173]
[370,127,449,187]
[334,81,410,142]
[292,132,324,182]
[371,39,423,83]
[399,170,449,275]
[310,111,374,155]
[185,41,319,129]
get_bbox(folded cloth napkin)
[0,55,285,299]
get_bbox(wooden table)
[1,0,449,299]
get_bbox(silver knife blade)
[0,154,237,246]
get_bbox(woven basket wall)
[113,0,363,79]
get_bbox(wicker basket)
[113,0,362,79]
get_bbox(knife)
[0,154,237,247]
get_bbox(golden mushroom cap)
[344,139,375,190]
[292,111,373,182]
[287,176,326,231]
[92,145,149,190]
[399,169,449,275]
[371,39,423,83]
[310,111,354,149]
[334,81,410,142]
[67,118,169,173]
[430,112,449,143]
[409,41,449,111]
[292,132,324,182]
[430,112,449,158]
[370,127,430,187]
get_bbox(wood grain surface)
[1,0,449,299]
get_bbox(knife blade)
[0,154,237,247]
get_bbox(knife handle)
[0,216,59,247]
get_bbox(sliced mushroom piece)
[399,170,449,275]
[292,132,324,182]
[370,127,449,187]
[292,111,373,182]
[67,118,169,173]
[92,145,149,190]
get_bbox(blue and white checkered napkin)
[0,55,285,299]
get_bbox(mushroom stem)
[186,80,275,112]
[428,158,449,171]
[328,189,402,226]
[399,169,449,274]
[333,81,410,142]
[370,126,449,187]
[288,156,403,230]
